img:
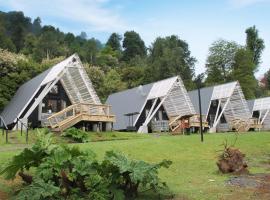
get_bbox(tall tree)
[4,11,32,52]
[122,31,146,62]
[101,69,127,99]
[0,14,15,51]
[205,39,240,85]
[106,33,122,52]
[245,25,265,67]
[33,26,61,61]
[147,35,196,89]
[232,48,257,99]
[32,17,42,35]
[79,31,87,40]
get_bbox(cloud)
[0,0,129,32]
[229,0,270,7]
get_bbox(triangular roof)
[1,54,100,126]
[248,97,270,111]
[106,76,195,130]
[188,81,251,125]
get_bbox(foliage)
[61,127,89,143]
[106,33,122,52]
[16,178,60,200]
[147,35,196,90]
[101,151,172,198]
[232,48,257,99]
[205,39,240,85]
[101,69,127,98]
[245,25,265,67]
[0,131,53,180]
[0,132,172,200]
[122,31,147,62]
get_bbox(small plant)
[100,151,172,198]
[61,127,89,143]
[0,131,54,181]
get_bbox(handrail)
[169,115,182,126]
[0,115,8,129]
[16,118,28,129]
[47,103,113,121]
[47,104,77,120]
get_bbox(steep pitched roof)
[1,54,100,126]
[106,83,153,130]
[188,86,214,116]
[248,97,270,111]
[0,68,52,125]
[106,76,195,130]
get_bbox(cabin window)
[50,85,59,94]
[42,99,61,113]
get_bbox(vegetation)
[0,132,172,199]
[1,132,270,199]
[61,127,89,143]
[1,10,267,112]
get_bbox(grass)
[0,131,270,199]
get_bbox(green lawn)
[1,131,270,199]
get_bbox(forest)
[0,10,269,112]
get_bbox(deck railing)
[47,103,113,128]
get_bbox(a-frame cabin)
[0,54,115,132]
[248,97,270,130]
[106,76,202,134]
[188,81,252,132]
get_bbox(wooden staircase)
[47,103,115,132]
[231,118,250,132]
[169,115,209,134]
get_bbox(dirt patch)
[0,190,8,200]
[227,174,270,199]
[217,147,248,174]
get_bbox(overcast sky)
[0,0,269,77]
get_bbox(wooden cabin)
[106,76,207,134]
[0,54,115,132]
[248,97,270,130]
[188,81,252,133]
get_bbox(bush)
[0,132,172,199]
[61,127,89,143]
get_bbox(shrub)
[0,133,172,199]
[61,127,89,143]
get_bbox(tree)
[84,65,106,101]
[106,33,122,51]
[122,31,146,62]
[0,49,40,111]
[101,69,127,99]
[80,38,102,64]
[245,26,265,67]
[232,48,257,99]
[96,46,119,70]
[147,35,196,90]
[4,11,32,52]
[205,39,240,85]
[79,31,87,40]
[33,26,61,61]
[32,17,42,35]
[0,15,16,51]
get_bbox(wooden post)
[26,128,28,144]
[198,87,203,142]
[6,129,8,144]
[21,122,23,136]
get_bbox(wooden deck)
[47,103,115,132]
[169,114,209,133]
